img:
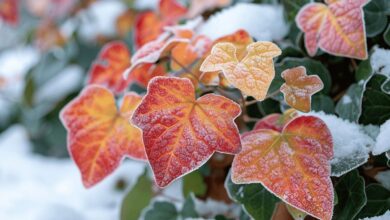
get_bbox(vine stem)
[170,56,200,83]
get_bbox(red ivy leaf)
[0,0,18,26]
[132,76,242,187]
[253,109,298,132]
[280,66,324,113]
[135,0,187,48]
[232,116,334,220]
[60,86,146,188]
[88,41,132,94]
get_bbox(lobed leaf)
[232,116,334,220]
[296,0,370,59]
[88,41,132,94]
[200,42,281,100]
[132,76,242,187]
[280,66,324,113]
[60,86,146,187]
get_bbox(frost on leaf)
[88,41,165,91]
[296,0,369,60]
[0,0,18,25]
[305,112,374,177]
[280,66,324,113]
[124,34,189,79]
[232,116,334,220]
[135,0,187,48]
[60,86,146,188]
[200,29,253,86]
[200,41,281,100]
[131,76,242,187]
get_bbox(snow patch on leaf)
[372,119,390,155]
[305,112,374,177]
[198,3,288,41]
[371,47,390,94]
[361,210,390,220]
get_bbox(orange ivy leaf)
[200,29,253,86]
[200,42,281,100]
[296,0,369,59]
[0,0,18,25]
[131,76,242,187]
[124,35,188,79]
[232,115,334,220]
[60,86,146,188]
[135,0,187,48]
[187,0,231,18]
[171,34,212,71]
[280,66,324,113]
[129,63,167,88]
[116,9,137,37]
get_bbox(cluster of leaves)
[1,0,390,219]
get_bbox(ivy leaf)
[272,58,332,96]
[0,0,18,26]
[200,29,253,86]
[143,195,199,220]
[121,171,153,220]
[225,173,279,220]
[336,83,365,122]
[124,35,189,79]
[253,109,298,132]
[135,0,187,48]
[143,201,178,220]
[132,76,242,187]
[333,170,367,220]
[311,94,335,114]
[88,41,132,94]
[360,74,390,125]
[364,0,389,37]
[280,66,324,112]
[384,25,390,46]
[296,0,369,59]
[232,116,334,220]
[182,170,207,197]
[200,42,281,100]
[60,86,146,187]
[356,184,390,219]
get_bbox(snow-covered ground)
[0,125,145,220]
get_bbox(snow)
[198,3,288,41]
[78,0,127,41]
[371,47,390,78]
[375,170,390,191]
[0,125,146,220]
[341,95,352,104]
[194,198,240,219]
[35,65,83,104]
[304,112,374,177]
[361,211,390,220]
[372,119,390,155]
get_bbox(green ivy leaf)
[384,25,390,46]
[143,201,178,220]
[355,60,374,82]
[182,170,206,197]
[335,83,365,122]
[225,173,279,220]
[356,184,390,219]
[364,0,389,37]
[181,195,199,218]
[280,0,310,22]
[360,75,390,125]
[312,94,335,114]
[120,171,153,220]
[333,170,367,220]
